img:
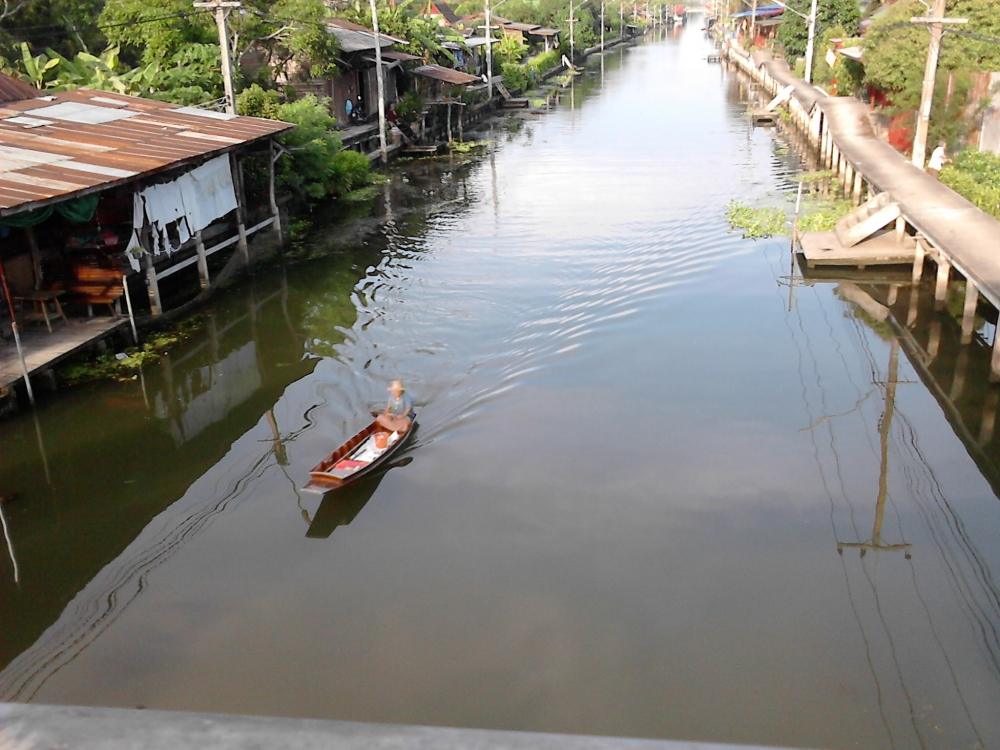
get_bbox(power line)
[0,9,205,36]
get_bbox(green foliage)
[395,91,424,123]
[726,201,786,239]
[864,0,1000,111]
[940,150,1000,219]
[526,49,560,77]
[810,27,863,96]
[100,0,214,65]
[500,61,529,92]
[268,0,340,78]
[237,83,283,119]
[0,0,104,61]
[777,0,860,65]
[239,88,373,203]
[143,43,224,104]
[493,34,527,67]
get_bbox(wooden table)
[15,290,68,333]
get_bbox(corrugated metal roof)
[411,65,481,86]
[0,73,40,104]
[501,21,541,33]
[0,89,291,216]
[381,50,423,62]
[327,18,406,53]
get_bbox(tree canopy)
[777,0,860,63]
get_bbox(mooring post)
[934,254,951,310]
[961,281,978,344]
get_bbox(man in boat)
[377,379,413,433]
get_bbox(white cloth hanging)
[127,155,239,269]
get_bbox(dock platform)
[1,317,127,391]
[799,230,916,268]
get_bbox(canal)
[2,22,1000,750]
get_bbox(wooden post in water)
[195,231,210,289]
[961,281,978,344]
[143,249,162,317]
[230,153,250,266]
[980,387,999,439]
[268,139,283,244]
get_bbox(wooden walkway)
[0,318,126,390]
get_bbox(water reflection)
[0,27,999,750]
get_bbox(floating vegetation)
[726,201,787,239]
[448,139,488,154]
[800,169,836,183]
[797,198,853,232]
[58,317,204,385]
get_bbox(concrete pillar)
[852,171,863,205]
[961,281,978,344]
[912,237,926,283]
[887,284,899,306]
[843,162,853,195]
[934,255,951,311]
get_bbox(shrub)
[500,61,528,92]
[940,151,1000,219]
[330,149,373,197]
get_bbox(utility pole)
[600,0,605,50]
[485,0,493,99]
[369,0,388,164]
[620,1,624,39]
[195,0,240,114]
[749,0,756,47]
[910,0,967,169]
[569,0,575,61]
[803,0,818,83]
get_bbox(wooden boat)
[304,418,416,493]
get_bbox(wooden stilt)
[934,255,950,310]
[144,250,162,317]
[195,230,210,289]
[961,280,978,344]
[230,153,249,266]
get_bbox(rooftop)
[0,77,290,217]
[326,18,406,53]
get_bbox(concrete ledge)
[0,703,809,750]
